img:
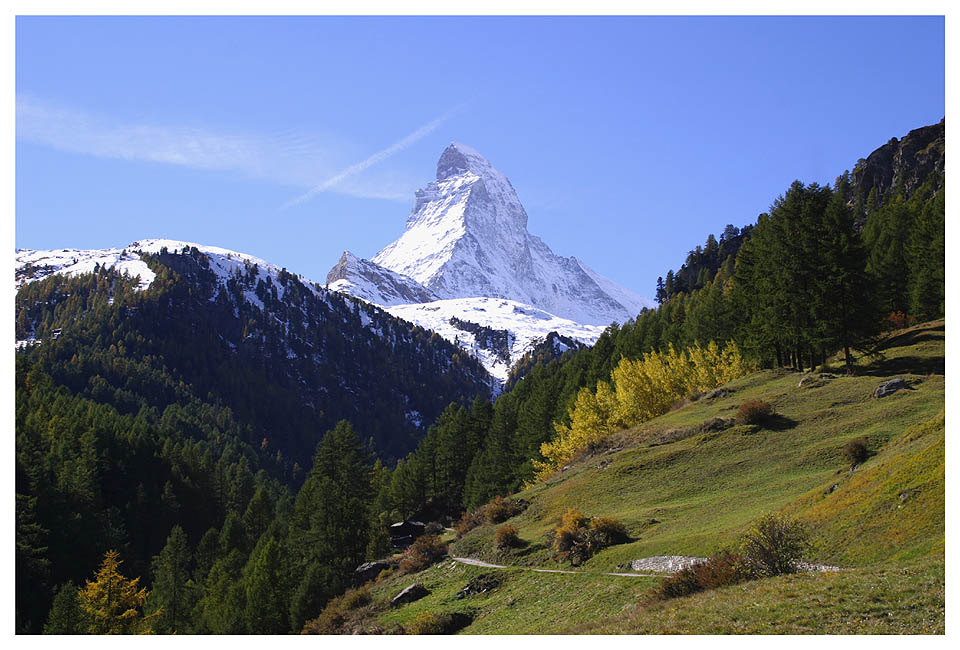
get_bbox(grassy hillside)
[328,320,945,634]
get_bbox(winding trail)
[451,556,662,578]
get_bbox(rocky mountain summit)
[847,118,945,207]
[328,143,652,326]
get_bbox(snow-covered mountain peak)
[437,142,505,183]
[364,143,652,325]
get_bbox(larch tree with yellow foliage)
[533,341,752,482]
[77,550,156,634]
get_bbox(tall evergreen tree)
[864,197,914,315]
[287,420,371,630]
[815,180,879,370]
[244,537,290,634]
[43,582,88,634]
[149,525,195,634]
[907,188,945,320]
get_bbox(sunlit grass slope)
[359,320,945,634]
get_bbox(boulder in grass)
[392,583,429,606]
[354,560,391,585]
[874,377,909,398]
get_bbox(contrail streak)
[282,106,462,209]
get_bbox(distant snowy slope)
[16,245,158,291]
[386,297,605,383]
[576,260,652,322]
[16,239,324,304]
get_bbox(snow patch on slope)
[386,297,605,383]
[16,246,157,290]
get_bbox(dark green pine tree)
[864,197,915,315]
[365,460,395,560]
[907,188,945,321]
[814,181,880,371]
[287,420,371,631]
[462,403,519,510]
[244,537,290,634]
[195,549,247,634]
[42,582,88,634]
[664,270,675,298]
[434,404,473,511]
[193,527,220,582]
[242,486,275,544]
[16,493,51,633]
[149,525,196,634]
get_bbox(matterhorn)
[327,143,652,381]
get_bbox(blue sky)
[15,15,945,299]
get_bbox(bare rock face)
[391,583,429,606]
[848,119,944,208]
[326,251,438,307]
[874,377,910,398]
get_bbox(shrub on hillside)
[739,514,810,577]
[735,400,774,425]
[483,495,525,524]
[651,550,752,601]
[589,516,630,547]
[454,496,527,539]
[842,437,869,466]
[340,586,372,610]
[493,524,522,550]
[550,508,629,565]
[651,562,706,600]
[883,311,916,331]
[454,509,485,538]
[397,534,448,575]
[301,586,371,634]
[406,612,445,635]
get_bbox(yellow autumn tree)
[533,340,753,482]
[77,549,156,634]
[534,382,617,482]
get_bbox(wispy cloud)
[17,94,271,173]
[15,95,443,202]
[281,105,463,209]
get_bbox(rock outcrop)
[847,119,945,209]
[874,377,910,398]
[391,583,429,606]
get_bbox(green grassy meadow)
[344,320,945,634]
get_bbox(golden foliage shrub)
[455,496,526,538]
[550,509,629,565]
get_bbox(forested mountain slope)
[14,242,493,633]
